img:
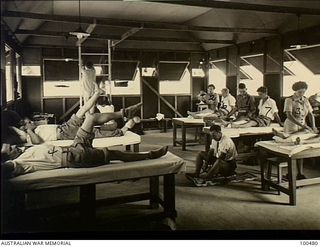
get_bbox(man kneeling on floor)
[186,125,237,186]
[1,108,168,178]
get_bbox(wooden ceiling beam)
[15,29,235,44]
[3,10,278,34]
[151,1,320,15]
[21,43,204,52]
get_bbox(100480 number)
[300,241,318,246]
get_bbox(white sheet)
[8,152,186,191]
[273,133,318,143]
[173,118,204,124]
[255,140,320,157]
[45,131,141,148]
[203,123,283,138]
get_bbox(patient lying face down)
[1,102,167,178]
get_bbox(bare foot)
[149,146,168,159]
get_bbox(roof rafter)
[3,10,278,34]
[150,1,320,15]
[15,29,235,44]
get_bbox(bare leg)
[76,91,101,118]
[88,112,123,125]
[121,117,141,134]
[193,151,207,177]
[297,160,303,176]
[206,160,222,179]
[108,146,168,162]
[80,112,122,134]
[231,120,258,128]
[272,128,290,139]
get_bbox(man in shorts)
[187,84,219,118]
[14,90,142,144]
[229,86,282,128]
[185,125,238,186]
[226,83,256,121]
[1,111,168,178]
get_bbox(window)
[208,60,226,93]
[111,61,139,81]
[192,68,205,78]
[5,45,14,102]
[109,69,141,95]
[283,46,320,97]
[141,67,156,77]
[240,55,264,95]
[22,65,41,76]
[159,61,191,95]
[43,59,80,97]
[16,53,22,99]
[159,61,189,81]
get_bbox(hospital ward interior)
[1,0,320,238]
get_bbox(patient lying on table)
[185,125,238,186]
[11,90,142,144]
[1,107,168,178]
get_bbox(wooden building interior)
[1,0,320,237]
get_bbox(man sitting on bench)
[1,108,168,178]
[228,86,282,128]
[12,90,142,145]
[187,84,219,118]
[185,125,238,186]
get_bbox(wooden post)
[149,176,159,209]
[163,174,177,219]
[79,184,96,223]
[288,159,297,205]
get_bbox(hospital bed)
[5,152,186,230]
[46,130,141,151]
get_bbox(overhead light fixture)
[69,0,90,39]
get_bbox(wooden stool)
[266,157,288,194]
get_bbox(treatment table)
[255,141,320,205]
[172,118,204,151]
[46,130,141,151]
[5,152,186,230]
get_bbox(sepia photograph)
[1,0,320,242]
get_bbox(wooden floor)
[3,130,320,233]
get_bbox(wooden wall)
[20,47,206,122]
[16,25,320,122]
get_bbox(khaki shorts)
[57,114,83,140]
[57,114,123,140]
[64,128,110,168]
[252,115,272,127]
